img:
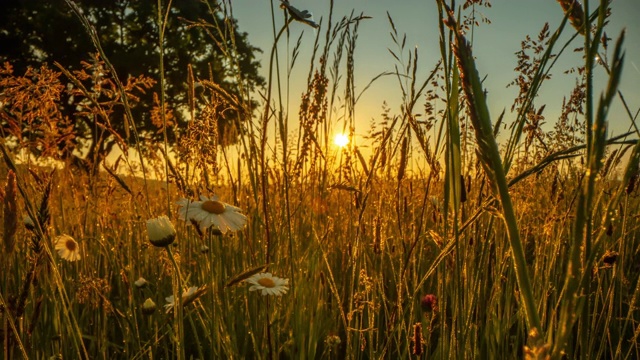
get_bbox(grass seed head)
[557,0,586,35]
[325,334,341,348]
[412,322,423,356]
[421,294,437,313]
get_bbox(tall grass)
[1,0,640,359]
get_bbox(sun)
[333,133,349,148]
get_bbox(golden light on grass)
[333,133,349,148]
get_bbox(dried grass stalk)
[397,135,409,183]
[3,170,17,254]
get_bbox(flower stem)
[266,297,273,359]
[166,246,185,360]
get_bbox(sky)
[229,0,640,148]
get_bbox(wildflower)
[54,234,81,262]
[420,294,437,313]
[279,0,319,28]
[146,215,176,247]
[141,298,157,315]
[177,195,247,234]
[164,285,207,313]
[134,277,148,289]
[246,272,289,296]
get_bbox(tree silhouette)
[0,0,264,169]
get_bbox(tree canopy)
[0,0,264,169]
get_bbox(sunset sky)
[231,0,640,146]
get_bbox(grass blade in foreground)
[553,26,626,358]
[439,2,542,338]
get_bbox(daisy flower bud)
[146,215,176,247]
[141,298,157,315]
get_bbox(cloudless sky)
[230,0,640,145]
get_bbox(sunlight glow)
[334,133,349,148]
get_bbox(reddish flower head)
[421,294,438,312]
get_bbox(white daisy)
[146,215,176,247]
[164,285,207,313]
[177,195,247,234]
[54,234,81,262]
[246,272,289,296]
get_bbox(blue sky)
[230,0,640,145]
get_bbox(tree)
[0,0,264,170]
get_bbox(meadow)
[2,0,640,359]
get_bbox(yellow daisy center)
[258,277,276,288]
[65,239,77,252]
[201,200,226,214]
